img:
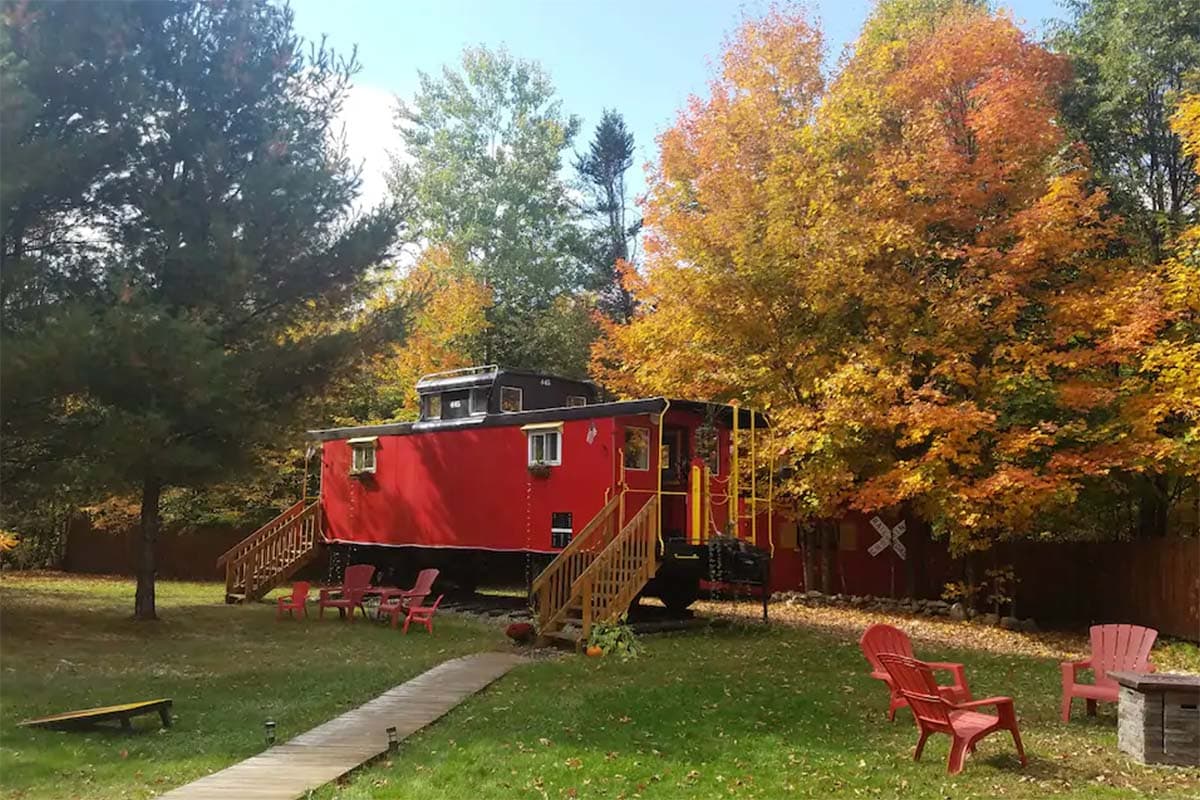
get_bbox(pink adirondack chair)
[860,624,972,720]
[276,581,310,620]
[1061,623,1157,722]
[318,564,375,621]
[401,594,443,635]
[879,653,1027,775]
[379,568,440,628]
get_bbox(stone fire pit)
[1112,671,1200,767]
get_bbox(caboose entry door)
[660,426,689,540]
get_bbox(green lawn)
[312,618,1200,800]
[2,575,1198,800]
[0,573,505,799]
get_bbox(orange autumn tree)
[594,2,1167,552]
[340,248,491,423]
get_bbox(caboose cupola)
[414,365,599,421]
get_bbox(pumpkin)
[586,645,603,657]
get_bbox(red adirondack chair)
[276,581,310,620]
[317,564,375,621]
[378,568,440,628]
[1061,623,1157,722]
[879,653,1027,775]
[860,623,972,720]
[401,594,443,635]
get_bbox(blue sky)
[290,0,1069,208]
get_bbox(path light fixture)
[264,719,276,746]
[386,726,398,751]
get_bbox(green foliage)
[391,45,593,373]
[1055,0,1200,257]
[587,614,642,659]
[0,0,401,617]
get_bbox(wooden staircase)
[531,493,660,649]
[217,500,323,603]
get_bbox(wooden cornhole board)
[19,699,172,732]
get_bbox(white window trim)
[348,437,378,475]
[624,426,651,471]
[527,429,562,466]
[565,395,587,407]
[500,386,523,413]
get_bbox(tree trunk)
[820,521,837,594]
[1136,475,1170,538]
[801,527,818,591]
[134,476,161,621]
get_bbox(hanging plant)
[527,463,552,479]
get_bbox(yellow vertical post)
[731,405,739,538]
[750,410,757,545]
[767,428,775,557]
[690,463,702,544]
[655,399,670,549]
[702,464,711,543]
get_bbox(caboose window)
[551,512,573,548]
[423,394,442,420]
[469,387,487,415]
[348,437,377,475]
[501,386,522,412]
[566,395,587,407]
[624,427,650,471]
[527,430,561,466]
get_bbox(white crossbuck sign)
[868,517,907,560]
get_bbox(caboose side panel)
[320,417,621,553]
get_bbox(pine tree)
[1,0,399,619]
[575,109,641,322]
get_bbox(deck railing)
[531,492,623,633]
[222,501,321,600]
[217,499,309,571]
[575,496,659,640]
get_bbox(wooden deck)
[158,651,525,799]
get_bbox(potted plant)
[527,462,552,479]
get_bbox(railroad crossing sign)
[868,517,907,560]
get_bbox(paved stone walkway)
[158,651,525,799]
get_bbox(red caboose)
[220,366,800,643]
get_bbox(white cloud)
[337,83,401,211]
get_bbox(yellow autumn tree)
[594,2,1171,551]
[1135,93,1200,482]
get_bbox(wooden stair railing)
[575,495,659,642]
[531,492,623,638]
[219,501,322,602]
[217,499,309,572]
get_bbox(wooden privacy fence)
[64,518,249,580]
[1007,537,1199,641]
